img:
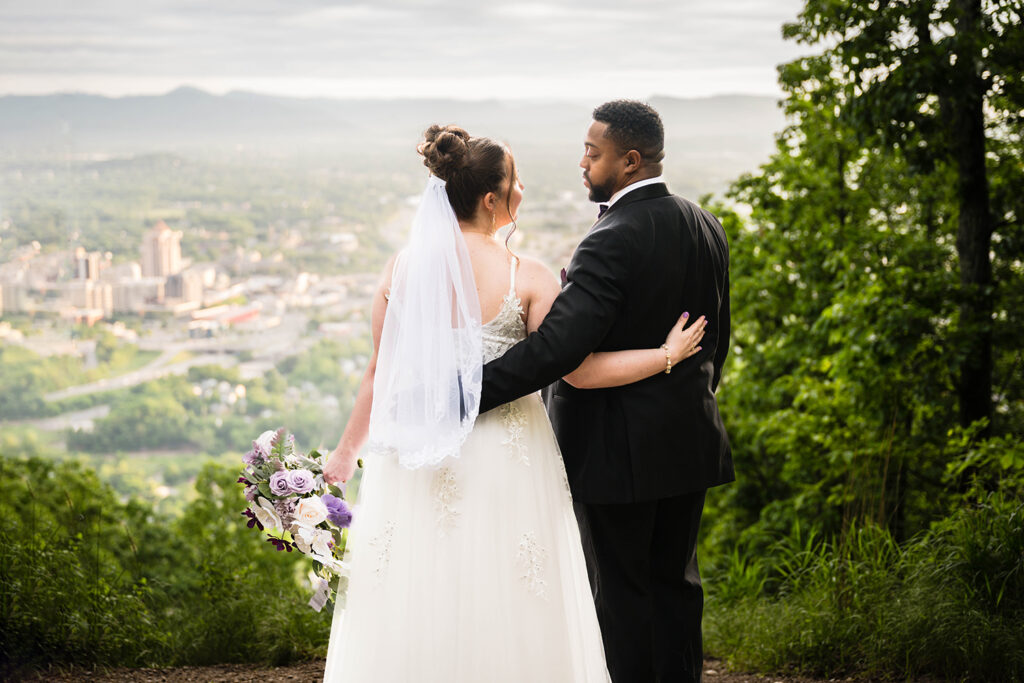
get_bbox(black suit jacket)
[479,183,734,504]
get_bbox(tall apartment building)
[74,247,104,281]
[0,280,27,314]
[141,220,182,278]
[166,270,204,303]
[69,280,114,316]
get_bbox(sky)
[0,0,808,100]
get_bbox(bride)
[321,125,706,682]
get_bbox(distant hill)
[0,88,785,193]
[0,88,780,149]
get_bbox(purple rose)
[286,469,316,494]
[269,470,291,496]
[321,493,353,528]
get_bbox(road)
[43,312,316,402]
[9,404,111,432]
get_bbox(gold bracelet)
[661,344,672,374]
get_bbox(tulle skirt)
[323,392,610,682]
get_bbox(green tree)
[782,0,1024,432]
[711,0,1024,551]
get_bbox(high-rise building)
[166,270,204,303]
[141,220,182,278]
[0,280,27,313]
[69,280,113,316]
[75,247,103,281]
[113,278,165,313]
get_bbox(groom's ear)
[623,149,643,171]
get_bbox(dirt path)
[20,659,889,682]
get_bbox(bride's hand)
[324,446,358,485]
[664,312,706,364]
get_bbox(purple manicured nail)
[683,312,689,319]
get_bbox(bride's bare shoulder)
[514,254,560,298]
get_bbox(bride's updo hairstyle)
[418,124,515,222]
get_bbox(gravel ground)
[17,659,901,682]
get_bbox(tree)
[706,0,1024,551]
[782,0,1024,432]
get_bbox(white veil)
[367,175,483,469]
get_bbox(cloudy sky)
[0,0,808,100]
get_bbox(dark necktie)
[597,204,609,218]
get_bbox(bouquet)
[238,428,358,611]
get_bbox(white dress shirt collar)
[604,175,667,209]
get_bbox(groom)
[479,100,733,683]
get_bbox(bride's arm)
[522,257,706,390]
[323,255,396,484]
[564,316,704,388]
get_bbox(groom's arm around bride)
[478,100,733,683]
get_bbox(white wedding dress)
[323,259,610,682]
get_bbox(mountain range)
[0,87,783,154]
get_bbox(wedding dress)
[323,258,610,682]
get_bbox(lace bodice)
[481,257,526,363]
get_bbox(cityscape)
[0,151,599,513]
[0,90,781,510]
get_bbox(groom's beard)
[585,174,616,203]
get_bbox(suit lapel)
[570,182,671,281]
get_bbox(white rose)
[294,496,329,526]
[253,497,282,532]
[255,429,277,454]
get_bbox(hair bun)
[418,124,470,180]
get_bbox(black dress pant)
[574,490,706,683]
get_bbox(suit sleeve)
[479,226,632,413]
[712,267,730,393]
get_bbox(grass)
[704,494,1024,682]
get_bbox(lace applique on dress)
[431,466,461,535]
[481,294,525,363]
[503,291,525,318]
[516,531,549,599]
[501,401,529,465]
[481,256,527,364]
[369,521,396,583]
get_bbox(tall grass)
[704,494,1024,681]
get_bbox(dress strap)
[508,255,519,297]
